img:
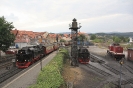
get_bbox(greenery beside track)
[29,48,69,88]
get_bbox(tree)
[119,36,127,42]
[0,16,15,52]
[113,36,121,43]
[90,34,96,40]
[60,39,66,42]
[78,34,86,41]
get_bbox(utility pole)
[69,18,82,66]
[119,59,124,88]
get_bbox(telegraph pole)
[69,18,81,66]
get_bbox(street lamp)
[69,18,81,66]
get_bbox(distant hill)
[57,32,71,34]
[89,32,133,37]
[58,32,133,37]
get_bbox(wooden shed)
[127,48,133,61]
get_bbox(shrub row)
[29,48,69,88]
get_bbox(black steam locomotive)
[16,45,43,68]
[78,47,90,64]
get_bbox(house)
[14,39,28,48]
[129,37,133,43]
[33,32,47,44]
[11,29,35,48]
[46,33,59,43]
[62,34,71,41]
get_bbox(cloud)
[0,0,133,33]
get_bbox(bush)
[29,48,69,88]
[93,38,103,43]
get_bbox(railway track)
[90,52,133,87]
[101,64,124,75]
[0,68,22,83]
[123,64,133,74]
[90,53,125,75]
[90,54,105,64]
[86,64,111,77]
[0,55,16,64]
[113,78,133,86]
[126,64,133,70]
[0,62,13,69]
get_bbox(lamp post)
[69,18,82,66]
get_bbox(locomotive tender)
[107,43,125,61]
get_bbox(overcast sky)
[0,0,133,33]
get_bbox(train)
[16,43,60,68]
[78,47,90,64]
[107,43,125,61]
[127,48,133,61]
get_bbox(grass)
[29,48,69,88]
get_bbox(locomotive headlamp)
[25,60,26,61]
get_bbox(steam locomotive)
[78,47,90,64]
[16,43,60,68]
[107,43,125,61]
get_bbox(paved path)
[0,51,57,88]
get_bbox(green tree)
[113,36,121,43]
[60,39,66,42]
[78,34,86,41]
[0,16,15,52]
[93,38,104,43]
[90,34,96,40]
[125,37,129,42]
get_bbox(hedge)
[29,48,69,88]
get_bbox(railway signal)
[69,18,81,66]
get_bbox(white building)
[129,37,133,43]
